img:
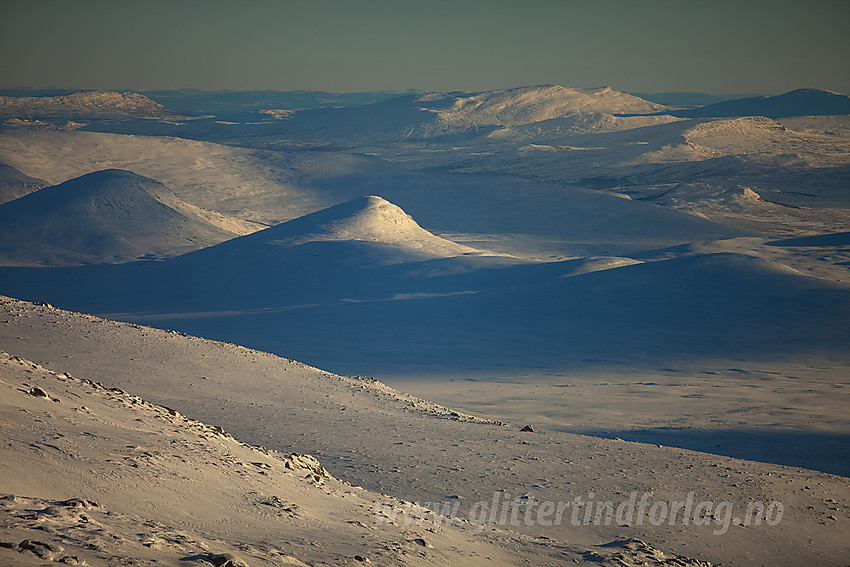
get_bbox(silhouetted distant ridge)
[631,92,763,108]
[140,89,422,114]
[675,89,850,118]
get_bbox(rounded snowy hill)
[173,195,500,268]
[148,195,515,304]
[0,169,253,265]
[200,195,485,260]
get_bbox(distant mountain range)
[672,88,850,118]
[4,86,847,121]
[0,91,168,120]
[0,88,421,115]
[140,89,423,115]
[3,87,848,146]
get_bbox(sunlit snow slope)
[0,169,255,265]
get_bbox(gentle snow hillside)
[2,296,848,566]
[0,348,587,566]
[0,169,255,265]
[0,162,46,204]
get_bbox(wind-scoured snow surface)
[1,297,848,566]
[0,317,573,566]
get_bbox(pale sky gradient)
[1,0,848,95]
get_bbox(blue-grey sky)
[2,0,848,95]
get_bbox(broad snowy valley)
[1,85,848,566]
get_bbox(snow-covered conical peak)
[242,195,490,259]
[312,195,430,243]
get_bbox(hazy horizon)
[2,0,848,95]
[0,84,775,98]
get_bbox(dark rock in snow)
[28,386,49,398]
[206,553,249,567]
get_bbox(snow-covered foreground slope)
[1,297,848,566]
[0,169,256,265]
[0,348,587,566]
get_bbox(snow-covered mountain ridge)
[0,91,168,119]
[423,85,671,125]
